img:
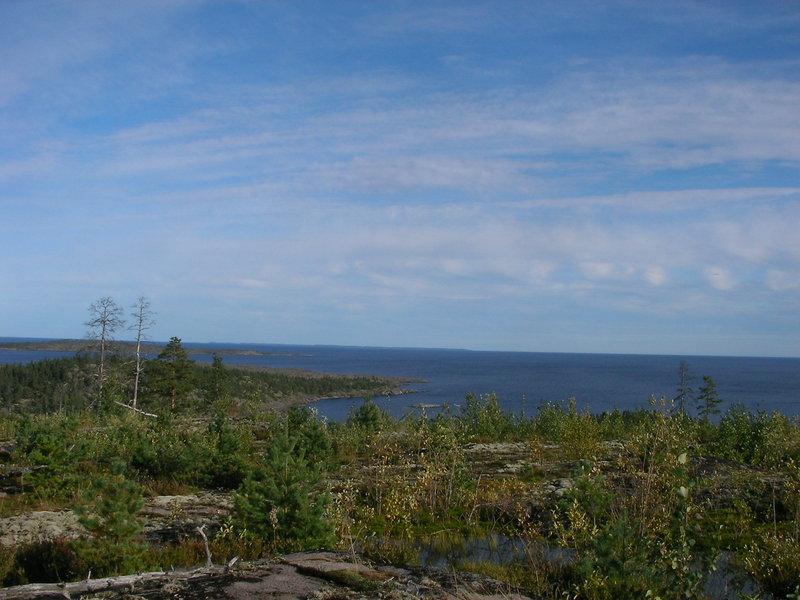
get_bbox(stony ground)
[0,550,536,600]
[0,492,233,548]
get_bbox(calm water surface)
[1,340,798,421]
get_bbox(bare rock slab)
[0,551,537,600]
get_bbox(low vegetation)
[0,347,798,598]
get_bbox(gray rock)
[0,551,538,600]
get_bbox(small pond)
[360,532,762,600]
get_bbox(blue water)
[1,339,799,421]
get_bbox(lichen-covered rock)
[0,510,83,547]
[0,493,233,548]
[0,551,538,600]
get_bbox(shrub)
[203,410,253,489]
[14,413,80,467]
[532,398,602,459]
[286,405,333,467]
[233,428,334,552]
[741,532,800,598]
[71,470,147,577]
[346,397,387,432]
[124,415,215,484]
[2,538,80,585]
[461,393,516,441]
[713,405,800,468]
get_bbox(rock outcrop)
[0,550,536,600]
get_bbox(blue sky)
[2,1,799,357]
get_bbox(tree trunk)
[0,565,232,600]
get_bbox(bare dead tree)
[85,296,125,404]
[129,296,156,408]
[196,524,213,567]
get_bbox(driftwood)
[0,564,232,600]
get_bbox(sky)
[1,1,799,357]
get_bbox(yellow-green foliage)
[4,386,800,597]
[715,404,800,467]
[741,532,800,598]
[461,393,517,441]
[333,417,474,537]
[546,402,723,599]
[532,399,603,459]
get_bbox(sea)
[1,338,798,421]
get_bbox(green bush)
[233,428,334,552]
[531,398,603,459]
[286,405,333,467]
[461,393,517,441]
[715,404,768,464]
[713,405,800,468]
[124,415,213,484]
[203,410,253,489]
[346,397,387,432]
[14,413,81,467]
[71,470,147,577]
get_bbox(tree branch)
[113,401,158,418]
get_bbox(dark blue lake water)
[3,339,797,421]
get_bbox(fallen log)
[0,564,229,600]
[113,401,158,418]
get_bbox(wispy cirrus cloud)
[1,0,799,355]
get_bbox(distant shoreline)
[0,340,425,414]
[0,339,308,358]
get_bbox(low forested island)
[0,339,306,357]
[0,338,798,599]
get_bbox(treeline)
[193,364,399,404]
[0,355,95,413]
[0,295,401,415]
[0,351,400,415]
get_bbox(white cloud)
[705,267,737,291]
[2,1,800,354]
[539,60,800,168]
[580,262,636,282]
[643,266,667,286]
[312,155,540,194]
[766,269,800,292]
[507,187,800,212]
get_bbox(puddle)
[361,533,762,600]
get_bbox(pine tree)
[287,405,333,466]
[233,427,333,552]
[149,336,195,410]
[206,409,250,489]
[696,375,723,421]
[675,361,695,414]
[72,471,146,576]
[207,354,229,406]
[347,397,385,432]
